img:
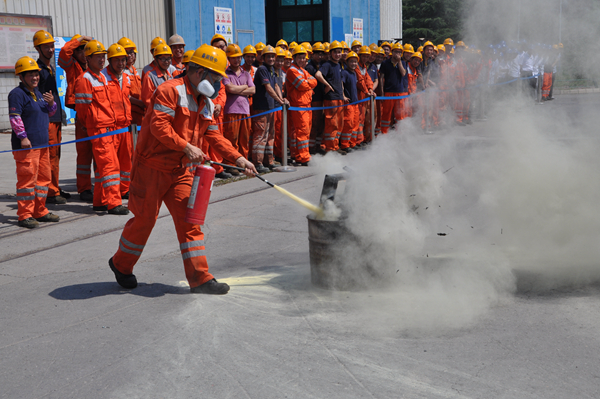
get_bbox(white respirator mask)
[196,71,221,100]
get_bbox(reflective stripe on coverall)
[141,61,173,108]
[14,148,51,221]
[112,76,243,288]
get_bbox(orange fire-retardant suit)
[102,67,133,196]
[355,64,373,145]
[340,103,359,149]
[124,65,144,125]
[203,82,226,174]
[58,37,93,193]
[111,76,243,288]
[542,72,552,99]
[141,61,173,108]
[285,64,317,163]
[453,58,468,123]
[74,70,122,210]
[406,65,419,118]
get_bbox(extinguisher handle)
[208,161,246,171]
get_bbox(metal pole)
[370,95,375,141]
[130,124,138,153]
[275,103,296,172]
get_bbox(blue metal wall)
[174,0,266,50]
[329,0,379,44]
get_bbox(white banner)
[353,18,363,44]
[214,7,233,44]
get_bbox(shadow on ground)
[49,281,189,300]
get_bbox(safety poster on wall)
[214,7,233,45]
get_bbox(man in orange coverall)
[119,37,145,126]
[285,45,317,165]
[74,40,129,215]
[102,43,132,199]
[58,34,94,202]
[108,45,257,295]
[141,44,174,107]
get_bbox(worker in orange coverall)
[58,34,94,202]
[74,40,129,215]
[102,43,133,198]
[355,46,374,147]
[285,45,317,165]
[141,44,174,107]
[108,45,257,295]
[119,37,145,126]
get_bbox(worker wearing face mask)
[109,45,257,295]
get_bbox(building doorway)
[265,0,329,45]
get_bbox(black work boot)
[190,279,230,295]
[18,218,39,229]
[109,257,137,289]
[79,190,93,202]
[108,205,130,215]
[36,213,60,222]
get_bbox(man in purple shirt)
[223,44,255,174]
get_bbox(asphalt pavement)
[1,94,600,399]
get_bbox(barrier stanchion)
[370,95,376,141]
[275,103,295,173]
[130,124,138,152]
[535,74,544,105]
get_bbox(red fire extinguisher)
[185,164,216,225]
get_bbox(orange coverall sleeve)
[204,123,243,161]
[74,77,92,129]
[58,38,80,71]
[286,68,317,92]
[214,83,227,108]
[141,72,157,108]
[148,87,188,152]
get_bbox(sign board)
[54,36,76,124]
[0,13,52,71]
[214,7,233,45]
[353,18,363,44]
[345,34,353,46]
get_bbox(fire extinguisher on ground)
[185,164,216,225]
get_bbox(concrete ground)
[1,94,600,399]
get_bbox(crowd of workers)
[7,30,563,293]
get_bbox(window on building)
[281,20,323,43]
[281,0,322,5]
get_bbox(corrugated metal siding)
[380,0,402,41]
[0,0,168,69]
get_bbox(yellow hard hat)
[150,37,166,52]
[417,46,424,52]
[118,37,138,53]
[276,39,288,48]
[255,42,266,51]
[226,43,242,57]
[329,40,343,51]
[211,34,227,46]
[289,41,298,49]
[189,44,228,77]
[153,44,172,57]
[243,45,257,55]
[33,30,54,47]
[182,49,194,63]
[312,42,325,52]
[456,41,466,47]
[358,46,371,55]
[411,52,423,61]
[381,41,391,49]
[262,45,276,55]
[346,51,358,60]
[377,47,385,55]
[552,44,559,50]
[450,48,455,54]
[292,45,307,56]
[14,56,40,75]
[84,40,107,57]
[443,38,454,46]
[351,40,362,48]
[275,46,286,57]
[72,34,89,46]
[324,42,330,52]
[285,50,293,60]
[437,44,446,52]
[392,42,404,51]
[341,41,349,50]
[403,43,414,53]
[369,43,378,52]
[168,34,185,46]
[300,42,312,52]
[107,43,127,59]
[558,43,563,49]
[423,41,435,49]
